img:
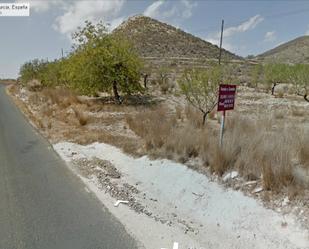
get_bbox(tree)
[68,21,143,103]
[141,66,152,88]
[19,58,67,89]
[250,64,263,88]
[39,60,65,87]
[18,21,144,102]
[290,64,309,102]
[264,63,288,95]
[179,67,222,125]
[246,55,255,59]
[19,59,46,85]
[221,63,239,85]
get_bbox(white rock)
[252,186,263,194]
[223,171,239,182]
[114,200,129,207]
[243,180,258,186]
[282,197,289,207]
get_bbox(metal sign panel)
[217,84,236,112]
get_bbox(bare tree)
[179,67,222,125]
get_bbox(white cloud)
[181,0,198,19]
[143,0,197,21]
[205,14,264,52]
[143,1,164,18]
[53,0,125,35]
[264,31,276,42]
[224,15,264,38]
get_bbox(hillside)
[113,15,241,61]
[257,36,309,63]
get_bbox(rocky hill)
[257,36,309,64]
[113,15,241,61]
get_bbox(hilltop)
[257,36,309,64]
[113,15,241,61]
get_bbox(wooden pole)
[219,110,226,147]
[219,19,224,65]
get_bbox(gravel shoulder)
[54,141,309,249]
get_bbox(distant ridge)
[257,36,309,64]
[113,15,241,61]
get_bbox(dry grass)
[277,89,284,98]
[73,108,88,126]
[62,128,141,156]
[185,105,204,128]
[42,105,54,117]
[291,107,305,117]
[299,131,309,168]
[126,106,177,150]
[42,88,81,108]
[165,124,201,161]
[274,110,285,119]
[126,106,308,192]
[216,114,298,191]
[258,137,295,191]
[8,84,19,95]
[175,105,183,120]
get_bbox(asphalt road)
[0,85,139,249]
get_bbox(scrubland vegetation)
[126,105,309,193]
[15,21,309,195]
[19,21,143,103]
[250,63,309,101]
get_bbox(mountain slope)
[113,15,241,61]
[257,36,309,63]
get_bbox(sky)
[1,0,309,78]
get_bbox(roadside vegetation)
[179,67,221,125]
[19,21,143,103]
[250,63,309,101]
[14,20,309,196]
[0,78,17,84]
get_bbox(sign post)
[217,84,237,147]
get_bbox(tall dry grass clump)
[126,106,176,150]
[73,108,88,126]
[185,105,204,128]
[164,124,201,160]
[213,114,298,190]
[299,130,309,168]
[126,106,307,192]
[42,88,80,108]
[258,134,295,191]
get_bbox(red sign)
[217,84,236,112]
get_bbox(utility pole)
[218,19,224,65]
[61,48,64,59]
[218,19,225,147]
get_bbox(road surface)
[0,84,139,249]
